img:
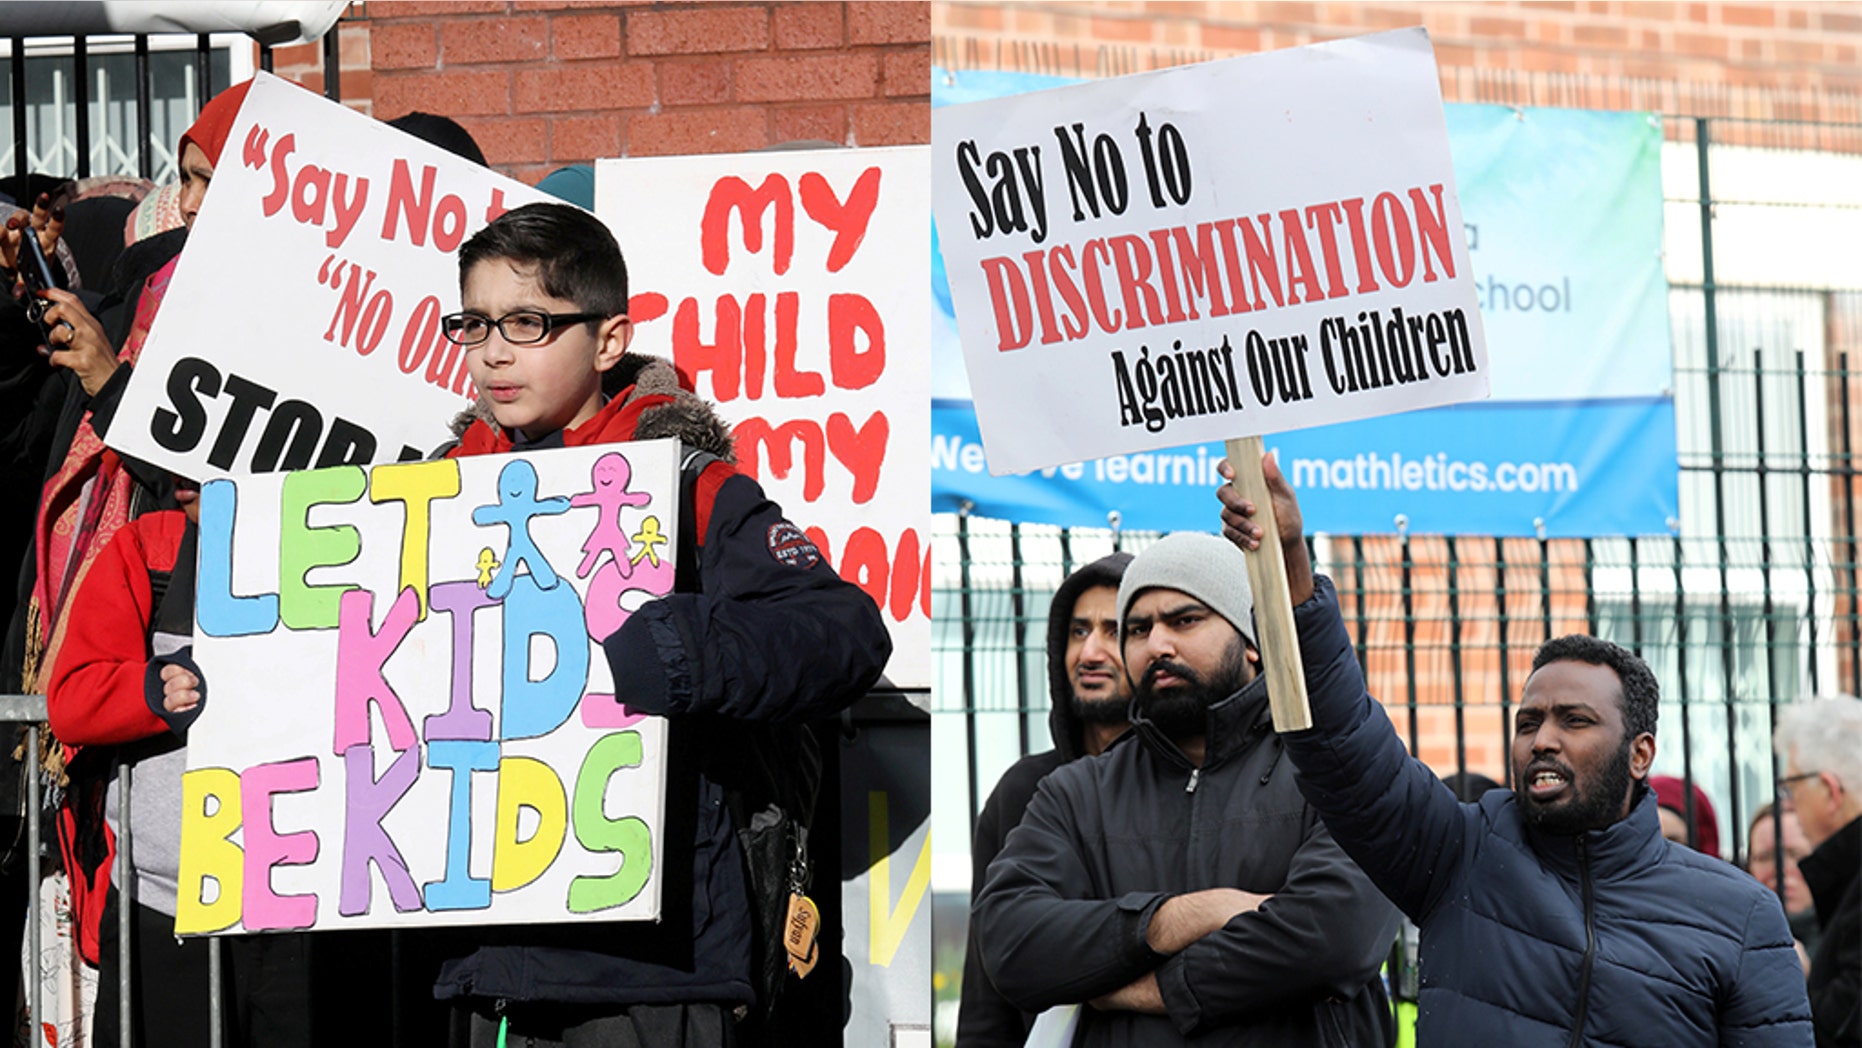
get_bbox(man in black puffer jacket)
[973,531,1399,1047]
[1218,453,1812,1047]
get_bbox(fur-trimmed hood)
[444,355,735,461]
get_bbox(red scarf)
[449,389,676,458]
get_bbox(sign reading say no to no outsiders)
[597,147,931,688]
[931,28,1491,477]
[108,71,557,481]
[177,441,678,934]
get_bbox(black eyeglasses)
[441,310,608,346]
[1777,771,1822,793]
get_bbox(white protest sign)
[177,441,677,933]
[596,147,930,689]
[932,29,1489,477]
[109,71,555,479]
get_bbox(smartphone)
[17,229,61,341]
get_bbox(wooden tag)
[784,893,820,979]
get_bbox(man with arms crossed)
[972,532,1398,1046]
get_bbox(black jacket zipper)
[1566,836,1596,1048]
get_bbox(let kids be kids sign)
[109,72,554,481]
[931,29,1491,476]
[175,441,678,934]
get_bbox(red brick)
[371,22,438,70]
[736,53,876,102]
[370,1,507,17]
[1572,22,1629,46]
[336,69,374,104]
[1720,4,1776,27]
[455,115,550,165]
[850,100,927,146]
[514,63,656,111]
[512,0,637,8]
[774,2,844,49]
[1618,1,1676,17]
[375,69,512,118]
[660,59,732,105]
[552,12,623,60]
[1469,17,1527,37]
[847,1,929,45]
[935,4,1003,31]
[1777,39,1827,64]
[551,113,621,161]
[1517,47,1580,73]
[1433,42,1477,68]
[508,164,552,185]
[628,107,768,156]
[1201,24,1261,51]
[882,50,930,97]
[1090,15,1152,42]
[275,41,321,67]
[1821,10,1862,33]
[1673,30,1726,58]
[1787,7,1810,30]
[441,16,549,64]
[770,104,849,145]
[627,7,769,55]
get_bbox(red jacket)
[43,509,190,964]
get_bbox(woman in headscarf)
[0,79,250,1048]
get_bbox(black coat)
[958,552,1130,1048]
[972,664,1399,1045]
[1284,576,1813,1046]
[1803,815,1861,1047]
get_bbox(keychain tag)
[784,893,820,978]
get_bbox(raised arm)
[1220,454,1474,920]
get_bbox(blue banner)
[932,69,1678,537]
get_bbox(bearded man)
[1216,454,1814,1047]
[969,532,1399,1047]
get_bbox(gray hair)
[1774,695,1862,792]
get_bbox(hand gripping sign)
[596,147,931,689]
[107,72,556,481]
[176,441,677,934]
[932,29,1490,729]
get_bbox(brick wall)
[934,1,1862,119]
[268,2,928,185]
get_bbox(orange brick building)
[266,1,929,184]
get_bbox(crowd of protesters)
[958,455,1859,1047]
[0,78,891,1048]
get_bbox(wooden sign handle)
[1224,435,1312,733]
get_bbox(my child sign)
[931,29,1490,477]
[108,72,554,481]
[175,440,677,934]
[597,147,931,687]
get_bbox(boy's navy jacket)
[1283,576,1814,1047]
[435,363,891,1007]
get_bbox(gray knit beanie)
[1117,532,1257,651]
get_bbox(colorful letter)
[332,587,421,755]
[423,740,498,912]
[241,757,321,931]
[491,756,567,893]
[279,466,367,630]
[339,744,422,917]
[195,479,280,638]
[567,731,653,914]
[174,768,244,934]
[500,572,589,741]
[368,459,461,619]
[424,580,496,742]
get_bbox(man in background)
[958,552,1132,1046]
[1775,698,1862,1046]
